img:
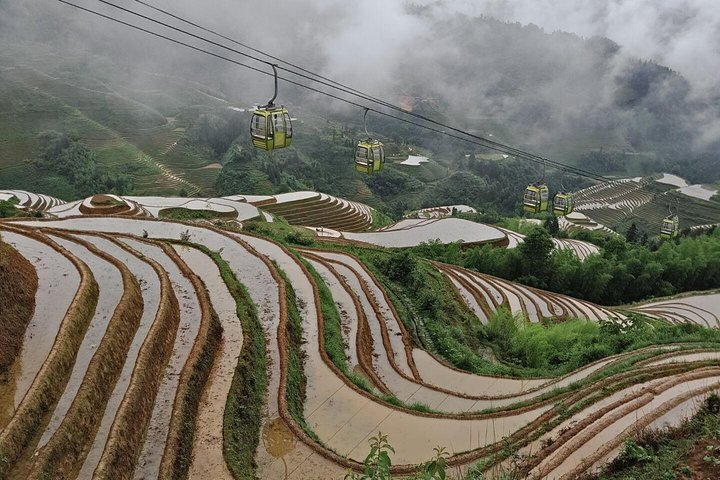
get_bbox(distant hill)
[0,3,718,216]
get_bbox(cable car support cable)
[57,0,687,216]
[83,0,612,182]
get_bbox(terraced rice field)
[439,263,618,324]
[243,191,376,232]
[406,205,477,219]
[345,218,506,248]
[570,176,720,232]
[1,207,719,479]
[0,190,65,212]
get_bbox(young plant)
[346,432,395,480]
[346,433,450,480]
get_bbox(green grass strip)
[193,246,267,480]
[294,253,374,393]
[276,265,323,446]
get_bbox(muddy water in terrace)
[121,238,201,480]
[240,236,553,465]
[542,375,720,479]
[175,246,242,480]
[319,261,419,398]
[13,218,283,415]
[455,270,496,310]
[36,234,124,449]
[76,235,161,479]
[647,351,720,367]
[446,275,487,322]
[27,218,290,476]
[0,231,80,428]
[313,251,411,377]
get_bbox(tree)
[0,199,20,218]
[215,149,274,195]
[33,130,133,198]
[626,222,639,243]
[518,227,554,284]
[544,216,559,236]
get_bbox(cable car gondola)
[661,201,680,238]
[552,171,574,216]
[661,216,679,238]
[524,183,549,214]
[552,193,573,216]
[523,160,548,214]
[355,109,385,174]
[250,64,292,151]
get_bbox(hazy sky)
[24,0,716,97]
[421,0,720,95]
[2,0,717,145]
[158,0,720,101]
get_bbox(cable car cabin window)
[273,113,285,133]
[251,115,267,139]
[283,113,292,138]
[524,189,538,204]
[372,146,382,162]
[540,188,549,202]
[356,146,369,164]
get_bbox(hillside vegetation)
[0,9,718,217]
[0,237,38,372]
[410,226,720,305]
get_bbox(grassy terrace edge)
[181,244,268,480]
[277,265,325,447]
[294,253,374,393]
[0,229,99,479]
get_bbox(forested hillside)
[0,1,718,217]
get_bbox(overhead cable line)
[53,1,541,161]
[61,0,683,198]
[57,0,686,224]
[132,0,388,106]
[129,1,624,182]
[88,0,612,182]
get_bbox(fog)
[1,0,718,149]
[424,0,720,95]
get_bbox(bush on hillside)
[33,130,133,199]
[412,226,720,305]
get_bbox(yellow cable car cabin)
[355,140,385,174]
[250,107,292,151]
[523,183,549,214]
[661,216,679,238]
[552,192,574,216]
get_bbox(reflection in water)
[263,417,296,459]
[263,417,296,480]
